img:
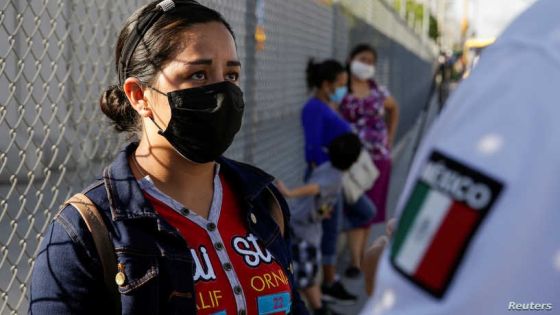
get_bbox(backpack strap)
[64,193,121,314]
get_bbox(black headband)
[117,0,200,86]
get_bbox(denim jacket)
[29,142,308,314]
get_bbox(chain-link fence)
[0,0,435,313]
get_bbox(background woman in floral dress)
[339,44,399,276]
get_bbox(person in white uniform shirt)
[360,0,560,314]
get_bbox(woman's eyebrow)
[182,59,241,67]
[184,59,212,65]
[227,60,242,67]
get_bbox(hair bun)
[306,58,318,90]
[99,85,140,132]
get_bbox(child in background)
[276,133,362,315]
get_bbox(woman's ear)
[321,80,333,95]
[123,78,152,118]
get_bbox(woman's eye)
[189,72,206,81]
[225,72,240,82]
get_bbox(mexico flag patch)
[390,151,503,298]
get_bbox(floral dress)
[339,80,392,225]
[339,80,391,161]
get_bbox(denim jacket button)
[223,262,233,271]
[115,271,126,286]
[115,263,126,286]
[234,286,242,295]
[250,213,257,224]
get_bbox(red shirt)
[141,172,292,315]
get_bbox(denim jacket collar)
[104,142,275,221]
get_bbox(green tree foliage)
[429,14,439,40]
[393,0,439,41]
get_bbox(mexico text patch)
[390,151,503,298]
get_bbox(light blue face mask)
[330,86,348,104]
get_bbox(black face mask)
[149,81,245,163]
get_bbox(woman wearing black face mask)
[29,1,307,314]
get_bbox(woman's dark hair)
[306,58,345,90]
[100,0,235,133]
[349,43,378,62]
[327,133,362,171]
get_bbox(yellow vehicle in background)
[463,37,496,78]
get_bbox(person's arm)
[363,236,388,296]
[384,96,399,148]
[276,180,320,199]
[30,207,106,314]
[362,218,397,296]
[302,104,325,165]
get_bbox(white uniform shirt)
[361,0,560,314]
